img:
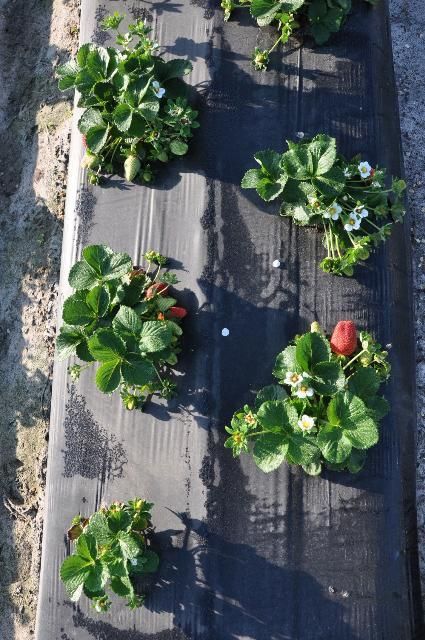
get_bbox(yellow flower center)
[291,374,299,382]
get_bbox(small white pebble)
[272,259,281,268]
[341,590,349,598]
[221,328,230,337]
[296,131,305,139]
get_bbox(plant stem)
[364,218,382,232]
[343,349,366,370]
[268,36,282,54]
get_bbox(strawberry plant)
[225,321,391,475]
[60,499,159,612]
[222,0,377,71]
[57,245,188,409]
[242,134,406,276]
[57,12,199,184]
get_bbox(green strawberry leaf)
[255,385,288,408]
[86,285,110,317]
[85,512,112,545]
[95,360,122,393]
[60,555,92,601]
[85,125,109,154]
[57,325,85,359]
[112,306,143,337]
[78,108,105,134]
[88,329,126,361]
[257,400,297,431]
[139,321,173,353]
[241,168,263,189]
[317,424,352,463]
[62,292,95,326]
[327,392,379,450]
[113,103,133,132]
[347,368,380,401]
[170,140,189,156]
[310,361,345,395]
[253,432,289,472]
[68,259,99,290]
[295,331,330,371]
[121,354,156,386]
[273,345,299,380]
[346,448,367,473]
[307,134,336,176]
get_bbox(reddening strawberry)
[145,282,168,299]
[167,306,187,319]
[330,320,357,356]
[82,134,87,148]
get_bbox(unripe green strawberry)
[124,155,141,182]
[81,151,98,169]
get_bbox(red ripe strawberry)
[167,306,187,319]
[370,168,375,178]
[157,312,165,321]
[146,282,168,299]
[330,320,357,356]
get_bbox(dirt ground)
[0,0,423,639]
[389,0,425,603]
[0,0,80,637]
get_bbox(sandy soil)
[0,1,422,639]
[389,0,425,600]
[0,0,79,637]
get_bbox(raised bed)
[35,0,423,638]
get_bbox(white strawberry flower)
[297,414,316,432]
[372,180,381,188]
[357,208,368,218]
[295,384,314,399]
[343,168,351,178]
[358,161,372,179]
[284,371,303,387]
[344,214,361,232]
[323,202,342,220]
[152,80,166,99]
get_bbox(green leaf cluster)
[60,498,159,612]
[222,0,376,71]
[225,324,390,475]
[57,244,186,409]
[57,14,199,184]
[241,134,406,276]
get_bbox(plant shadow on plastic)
[62,510,362,640]
[222,0,377,71]
[57,245,188,411]
[57,12,199,185]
